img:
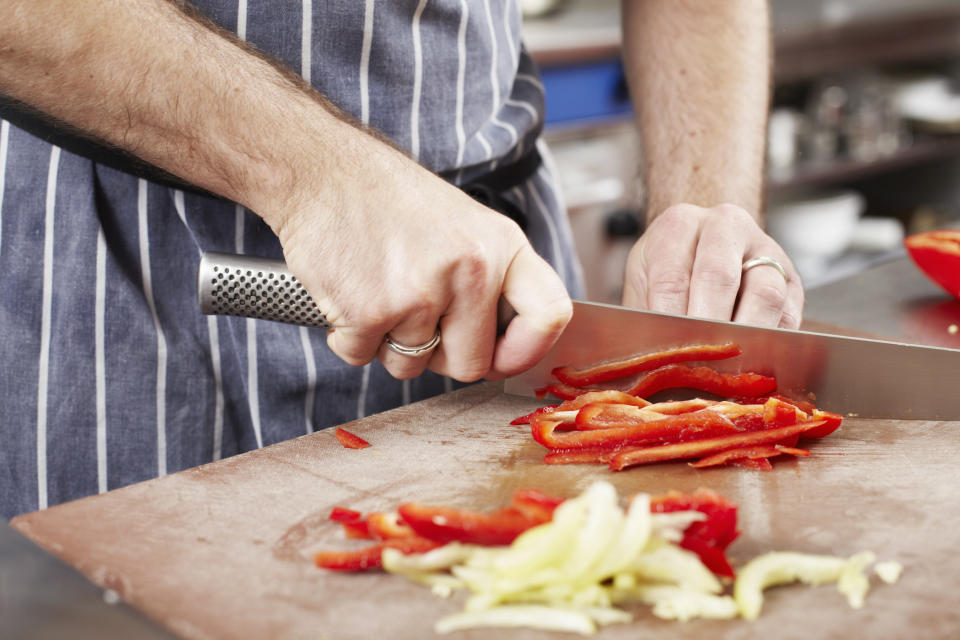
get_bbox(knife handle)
[197,251,331,328]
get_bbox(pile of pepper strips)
[316,487,739,578]
[513,342,842,472]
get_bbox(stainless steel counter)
[0,521,172,639]
[803,255,960,349]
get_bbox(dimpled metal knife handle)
[197,251,331,328]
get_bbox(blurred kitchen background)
[522,0,960,302]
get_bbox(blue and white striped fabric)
[0,0,584,519]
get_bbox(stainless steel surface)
[805,255,960,349]
[505,299,960,419]
[0,522,172,639]
[197,252,330,328]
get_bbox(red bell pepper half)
[625,364,777,399]
[608,420,826,471]
[905,229,960,299]
[550,342,742,387]
[334,427,371,450]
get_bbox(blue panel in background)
[540,59,634,127]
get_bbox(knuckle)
[647,268,691,298]
[751,281,788,311]
[448,358,490,384]
[695,264,741,293]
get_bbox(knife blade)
[504,300,960,420]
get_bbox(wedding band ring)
[385,330,441,357]
[742,256,789,283]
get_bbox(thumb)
[487,246,572,379]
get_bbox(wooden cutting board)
[11,374,960,639]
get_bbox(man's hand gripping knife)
[0,0,573,382]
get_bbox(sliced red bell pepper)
[678,536,737,578]
[513,391,651,427]
[559,390,651,410]
[396,503,547,546]
[905,229,960,299]
[551,342,742,387]
[762,396,807,427]
[624,364,776,399]
[649,488,739,550]
[334,427,371,450]
[329,506,364,523]
[649,488,739,577]
[689,445,784,469]
[803,409,843,438]
[608,420,826,471]
[329,506,372,539]
[366,511,416,540]
[775,444,810,456]
[509,405,558,425]
[313,536,440,571]
[731,457,774,471]
[542,447,620,465]
[574,403,667,430]
[509,489,565,521]
[531,411,740,451]
[575,401,768,432]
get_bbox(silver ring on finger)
[385,329,441,357]
[742,256,789,284]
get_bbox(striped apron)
[0,0,584,519]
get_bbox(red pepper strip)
[679,536,737,578]
[509,489,565,521]
[313,536,440,571]
[535,383,586,401]
[542,447,620,465]
[329,506,373,539]
[366,511,417,540]
[642,398,717,415]
[334,427,371,450]
[576,401,766,432]
[649,488,739,577]
[609,420,826,471]
[763,397,807,426]
[559,390,651,410]
[689,445,783,468]
[396,503,547,546]
[650,488,739,550]
[341,520,373,539]
[329,506,364,523]
[775,444,810,456]
[551,342,742,387]
[731,457,774,471]
[803,410,843,438]
[905,229,960,299]
[574,403,668,430]
[625,364,777,399]
[531,411,740,451]
[509,405,558,425]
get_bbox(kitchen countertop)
[3,256,958,637]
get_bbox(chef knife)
[505,299,960,420]
[198,251,960,420]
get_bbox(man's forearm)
[621,0,770,222]
[0,0,383,230]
